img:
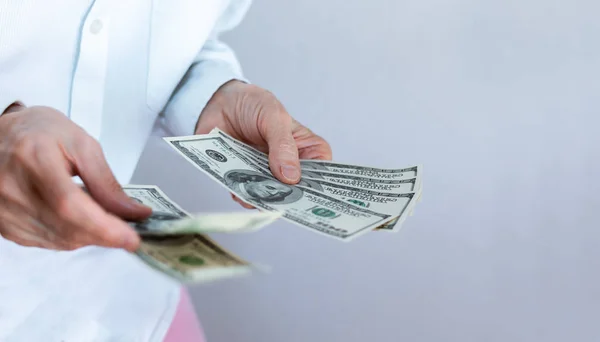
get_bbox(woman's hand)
[0,104,151,251]
[195,80,332,208]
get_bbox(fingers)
[0,210,64,250]
[46,188,141,251]
[28,144,140,251]
[65,205,141,252]
[262,114,301,184]
[291,119,333,161]
[72,138,152,221]
[231,193,255,209]
[297,137,333,161]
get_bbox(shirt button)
[89,19,103,34]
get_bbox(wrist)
[194,79,247,134]
[208,79,247,104]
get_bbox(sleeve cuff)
[0,99,24,115]
[161,60,248,136]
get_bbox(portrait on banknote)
[224,169,303,204]
[297,178,324,191]
[299,161,328,171]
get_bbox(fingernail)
[281,165,300,182]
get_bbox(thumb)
[265,118,301,184]
[73,140,152,220]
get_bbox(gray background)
[132,0,600,341]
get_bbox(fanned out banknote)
[209,128,423,230]
[162,128,423,241]
[210,128,424,226]
[123,185,280,284]
[210,128,421,181]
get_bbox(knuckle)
[320,138,333,155]
[264,95,283,111]
[42,232,61,248]
[1,230,45,249]
[54,225,88,247]
[76,134,102,154]
[105,174,122,192]
[249,84,276,100]
[259,88,277,101]
[97,228,123,247]
[11,133,55,165]
[54,192,81,221]
[249,87,281,111]
[54,227,91,251]
[276,109,291,122]
[4,234,30,247]
[12,133,38,156]
[245,83,268,96]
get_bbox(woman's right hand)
[0,103,151,251]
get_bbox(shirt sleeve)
[159,0,252,136]
[0,99,20,115]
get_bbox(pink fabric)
[164,287,206,342]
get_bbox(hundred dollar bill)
[163,135,394,241]
[208,128,423,231]
[233,149,420,194]
[211,127,423,218]
[190,152,417,229]
[299,179,417,215]
[213,156,418,232]
[207,146,418,230]
[210,127,422,183]
[123,185,278,284]
[299,178,417,231]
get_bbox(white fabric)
[0,0,250,340]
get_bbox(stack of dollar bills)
[126,128,422,285]
[123,185,281,284]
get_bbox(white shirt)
[0,0,250,340]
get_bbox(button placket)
[69,6,110,141]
